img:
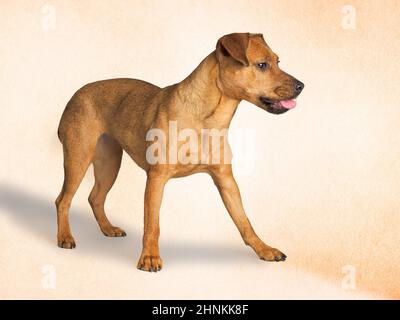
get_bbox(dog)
[56,33,304,272]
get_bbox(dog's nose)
[294,80,304,94]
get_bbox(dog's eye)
[256,62,268,70]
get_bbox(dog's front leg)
[210,165,286,262]
[137,171,168,272]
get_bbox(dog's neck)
[174,52,240,127]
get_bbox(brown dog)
[56,33,304,272]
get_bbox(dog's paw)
[257,246,286,262]
[101,226,127,237]
[57,235,76,249]
[137,254,163,272]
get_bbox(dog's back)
[58,78,160,143]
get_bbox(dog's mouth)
[259,97,297,115]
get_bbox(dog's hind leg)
[55,121,99,249]
[88,134,125,237]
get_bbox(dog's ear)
[216,33,250,67]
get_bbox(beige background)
[1,0,399,299]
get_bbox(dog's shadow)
[0,183,253,266]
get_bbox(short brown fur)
[56,33,304,271]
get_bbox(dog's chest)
[167,120,232,174]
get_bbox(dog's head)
[216,33,304,115]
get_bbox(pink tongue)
[280,99,297,109]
